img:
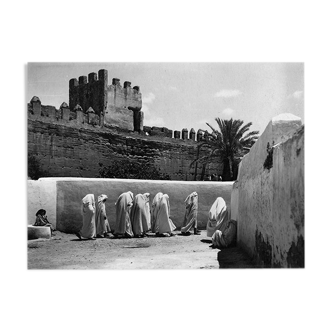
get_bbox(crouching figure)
[211,220,237,249]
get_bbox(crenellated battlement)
[28,96,206,142]
[142,126,206,141]
[69,69,142,131]
[69,70,106,115]
[28,68,209,154]
[28,96,102,127]
[67,69,206,139]
[28,69,223,181]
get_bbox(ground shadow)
[200,239,212,243]
[122,244,151,249]
[177,232,191,237]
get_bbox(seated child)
[34,209,55,234]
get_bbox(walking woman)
[155,194,176,237]
[76,194,96,240]
[181,192,200,235]
[131,193,151,237]
[96,194,111,238]
[114,191,134,238]
[151,192,163,233]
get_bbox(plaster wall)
[272,126,304,267]
[236,113,304,267]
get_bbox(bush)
[28,154,50,180]
[99,160,170,180]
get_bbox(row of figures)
[75,192,195,239]
[72,191,237,249]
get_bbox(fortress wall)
[28,118,223,180]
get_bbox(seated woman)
[130,193,151,237]
[34,209,55,234]
[95,194,111,238]
[155,194,176,237]
[206,197,229,237]
[211,220,237,249]
[114,191,134,238]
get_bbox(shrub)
[98,160,170,180]
[28,154,50,180]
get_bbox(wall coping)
[34,177,234,185]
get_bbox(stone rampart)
[28,97,222,179]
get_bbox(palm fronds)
[192,117,259,180]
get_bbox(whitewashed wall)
[236,113,304,267]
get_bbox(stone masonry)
[28,69,223,180]
[69,69,143,131]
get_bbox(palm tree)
[191,118,259,181]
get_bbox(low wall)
[236,113,304,267]
[27,178,233,233]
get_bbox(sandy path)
[28,230,254,269]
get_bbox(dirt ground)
[28,230,256,269]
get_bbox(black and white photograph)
[27,62,304,269]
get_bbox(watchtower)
[69,69,143,131]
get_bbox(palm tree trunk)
[200,163,206,181]
[222,158,232,181]
[228,157,233,180]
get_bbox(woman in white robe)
[150,192,163,233]
[155,194,176,236]
[95,194,111,238]
[131,193,151,237]
[212,220,237,249]
[114,191,134,238]
[206,197,229,237]
[142,193,151,229]
[181,192,200,235]
[76,194,96,240]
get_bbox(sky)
[27,62,304,135]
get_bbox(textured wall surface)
[69,70,142,131]
[236,113,304,267]
[28,118,222,180]
[27,178,233,233]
